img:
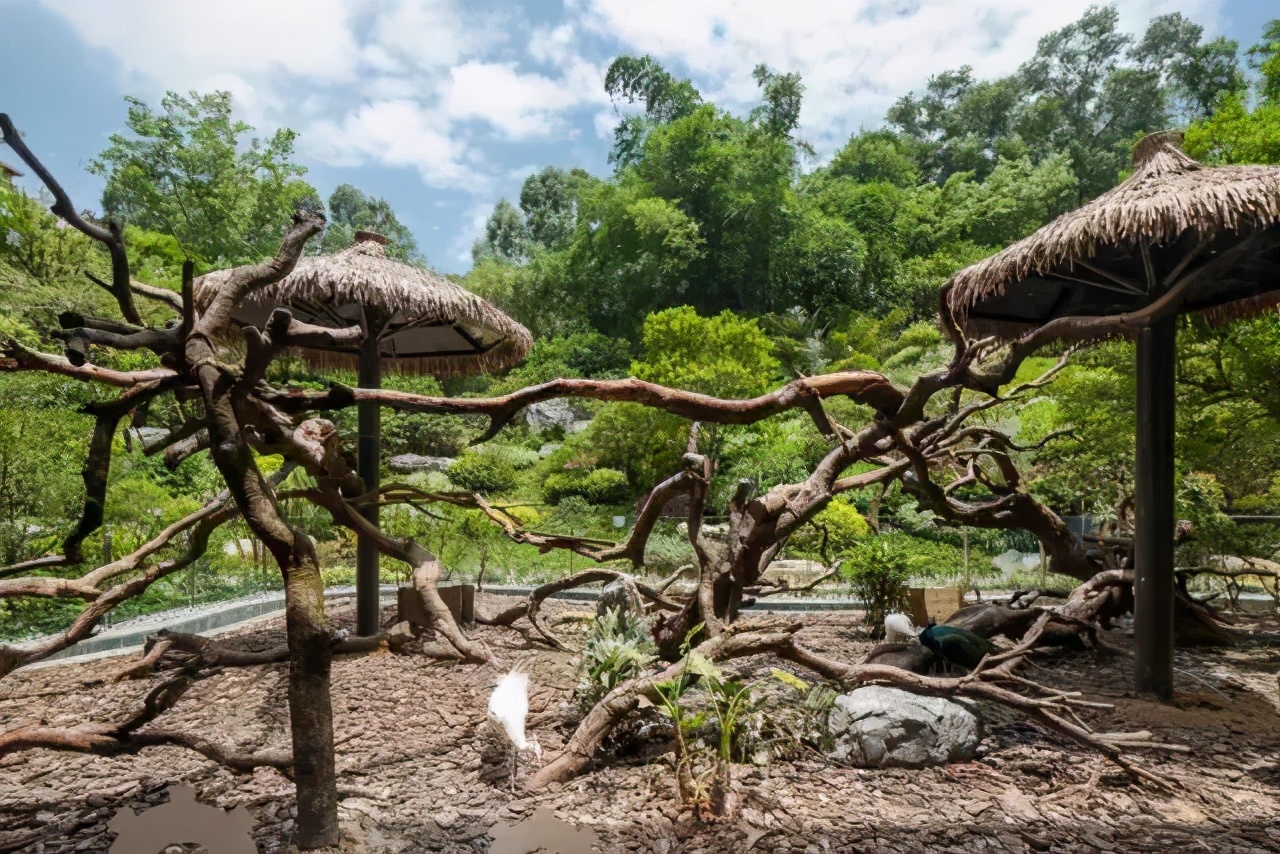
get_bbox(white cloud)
[40,0,360,98]
[364,1,493,74]
[441,61,584,139]
[529,23,577,66]
[39,0,608,189]
[593,107,624,142]
[449,201,496,264]
[308,100,482,190]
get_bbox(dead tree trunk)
[186,215,340,848]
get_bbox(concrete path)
[19,582,864,667]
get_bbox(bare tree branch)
[264,371,907,443]
[1,113,140,323]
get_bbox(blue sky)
[1,0,1274,274]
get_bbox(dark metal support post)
[1134,316,1176,699]
[356,333,382,637]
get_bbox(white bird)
[884,612,919,643]
[487,670,541,790]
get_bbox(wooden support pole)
[356,330,382,637]
[1134,316,1176,699]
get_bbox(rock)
[386,621,416,652]
[1218,555,1280,574]
[129,426,170,446]
[525,399,587,434]
[568,419,592,434]
[675,522,730,539]
[825,686,980,768]
[538,443,563,458]
[388,454,455,473]
[759,559,829,589]
[596,579,644,619]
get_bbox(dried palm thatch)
[945,132,1280,340]
[194,231,532,376]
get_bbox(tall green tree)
[320,183,420,263]
[888,6,1243,197]
[520,166,597,251]
[1245,19,1280,104]
[586,307,780,487]
[603,55,704,168]
[90,91,321,266]
[472,198,530,264]
[1185,20,1280,166]
[1130,13,1243,121]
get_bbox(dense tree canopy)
[90,91,322,267]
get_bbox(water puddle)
[488,808,601,854]
[108,785,255,853]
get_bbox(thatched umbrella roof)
[195,231,532,376]
[945,132,1280,339]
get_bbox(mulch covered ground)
[1,593,1277,853]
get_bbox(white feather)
[488,670,530,750]
[884,613,919,643]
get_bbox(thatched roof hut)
[195,231,532,376]
[944,132,1280,340]
[0,160,21,182]
[941,131,1280,701]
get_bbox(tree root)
[147,629,385,668]
[0,666,292,773]
[107,638,174,682]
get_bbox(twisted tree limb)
[264,371,907,443]
[477,568,681,650]
[0,666,292,772]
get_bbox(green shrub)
[876,531,980,580]
[584,468,630,503]
[642,531,696,576]
[447,452,517,493]
[843,539,910,638]
[543,471,583,504]
[543,467,630,504]
[790,496,871,563]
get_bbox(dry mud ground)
[1,593,1278,854]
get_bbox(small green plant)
[767,668,840,756]
[844,538,910,638]
[575,607,656,710]
[653,638,713,814]
[652,628,760,819]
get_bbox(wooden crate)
[907,587,965,627]
[397,584,475,626]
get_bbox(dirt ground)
[1,593,1278,854]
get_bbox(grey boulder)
[826,685,980,768]
[388,454,455,473]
